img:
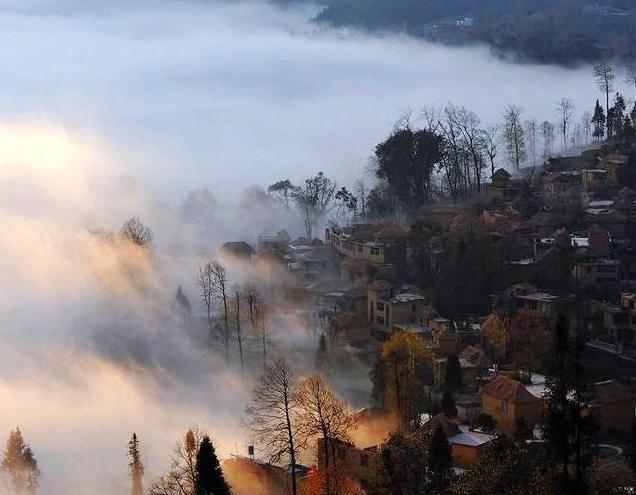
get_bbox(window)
[371,247,380,256]
[360,454,369,467]
[357,245,363,253]
[376,316,385,325]
[377,302,385,311]
[500,400,509,414]
[412,304,417,311]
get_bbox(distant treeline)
[273,0,636,64]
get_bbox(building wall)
[572,262,618,286]
[482,394,542,437]
[317,438,379,485]
[451,444,481,469]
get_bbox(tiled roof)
[482,374,537,404]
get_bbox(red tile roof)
[482,374,538,404]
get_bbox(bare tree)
[243,284,259,328]
[479,125,499,179]
[246,359,300,495]
[120,217,153,247]
[581,111,592,145]
[452,106,485,192]
[557,97,574,150]
[296,374,359,495]
[503,105,526,171]
[524,118,538,165]
[211,261,230,363]
[148,427,203,495]
[593,62,615,134]
[541,121,555,162]
[198,264,215,343]
[291,172,337,240]
[253,302,273,370]
[231,284,244,368]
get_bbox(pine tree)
[592,100,605,141]
[195,436,231,495]
[1,428,40,494]
[440,389,457,418]
[128,433,144,495]
[443,355,462,394]
[428,424,452,494]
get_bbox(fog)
[0,0,631,493]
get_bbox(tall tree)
[291,172,337,240]
[128,433,145,495]
[592,62,615,135]
[1,428,40,495]
[374,332,434,432]
[268,179,295,209]
[148,427,204,495]
[480,125,499,179]
[503,106,527,171]
[592,100,605,141]
[557,98,574,150]
[443,355,462,394]
[209,260,230,363]
[524,118,538,165]
[427,425,452,494]
[375,125,444,209]
[296,374,358,495]
[194,437,231,495]
[246,359,300,495]
[231,284,244,368]
[540,121,555,162]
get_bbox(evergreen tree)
[195,436,231,495]
[128,433,144,495]
[440,389,457,418]
[315,334,327,369]
[443,355,462,394]
[544,316,572,493]
[428,425,452,494]
[1,428,40,494]
[592,100,605,140]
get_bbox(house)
[491,283,572,327]
[582,168,610,194]
[490,168,522,204]
[367,281,434,339]
[433,346,490,392]
[571,249,619,287]
[258,230,291,254]
[542,171,582,203]
[481,374,543,437]
[599,152,628,183]
[220,241,256,259]
[316,438,379,486]
[584,379,636,434]
[528,211,566,237]
[419,413,496,468]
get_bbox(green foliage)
[443,355,462,394]
[374,127,444,212]
[440,390,457,418]
[195,436,232,495]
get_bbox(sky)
[0,0,629,201]
[0,0,632,493]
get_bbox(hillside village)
[215,138,636,493]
